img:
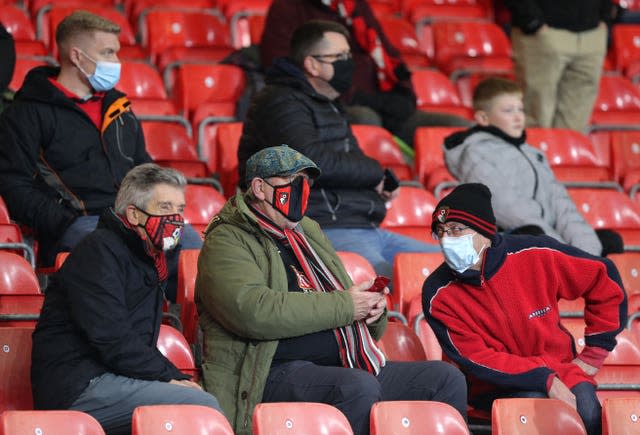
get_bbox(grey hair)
[114,163,186,214]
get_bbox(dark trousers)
[262,360,467,435]
[472,382,601,435]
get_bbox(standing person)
[259,0,469,146]
[31,164,223,435]
[423,183,627,435]
[505,0,612,131]
[197,145,468,435]
[240,20,440,280]
[443,77,608,256]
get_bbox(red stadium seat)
[213,122,243,197]
[609,252,640,297]
[176,249,199,345]
[125,0,216,28]
[406,0,489,25]
[431,21,512,79]
[0,327,35,411]
[590,75,640,131]
[0,197,9,224]
[411,311,443,361]
[29,0,117,17]
[602,397,640,435]
[132,405,232,435]
[0,251,43,326]
[221,0,272,49]
[0,223,34,266]
[351,124,413,180]
[568,188,640,246]
[526,128,614,183]
[156,325,199,381]
[377,15,430,69]
[611,24,640,79]
[253,402,354,435]
[183,184,225,235]
[119,62,178,116]
[141,121,208,177]
[392,252,443,315]
[8,58,51,92]
[0,5,37,41]
[610,131,640,191]
[413,126,463,193]
[380,186,439,244]
[232,13,266,48]
[336,251,376,285]
[377,322,426,361]
[491,398,586,435]
[0,410,105,435]
[411,69,473,119]
[370,401,469,435]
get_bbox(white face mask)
[441,233,482,273]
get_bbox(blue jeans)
[323,228,440,280]
[57,216,203,302]
[70,372,222,435]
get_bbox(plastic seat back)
[0,251,39,295]
[132,405,232,435]
[0,327,35,411]
[377,15,429,68]
[492,398,587,435]
[8,58,50,92]
[414,126,463,190]
[602,397,640,435]
[156,325,198,380]
[0,410,105,435]
[610,130,640,190]
[392,252,443,314]
[381,186,438,244]
[119,61,167,99]
[0,5,36,40]
[214,122,243,196]
[183,184,225,235]
[377,322,426,361]
[351,124,412,180]
[411,69,473,119]
[336,251,377,284]
[176,249,200,345]
[590,75,640,130]
[411,311,443,360]
[370,400,469,435]
[609,252,640,297]
[252,402,354,435]
[141,121,207,177]
[611,24,640,74]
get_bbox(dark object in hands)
[383,168,400,192]
[367,276,390,292]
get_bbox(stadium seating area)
[2,0,640,433]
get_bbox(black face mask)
[329,58,355,94]
[265,176,311,223]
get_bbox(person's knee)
[341,370,381,402]
[181,389,222,413]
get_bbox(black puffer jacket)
[31,209,189,410]
[505,0,612,33]
[238,58,386,228]
[0,66,150,240]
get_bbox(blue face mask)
[441,233,482,273]
[77,50,121,92]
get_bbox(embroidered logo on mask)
[436,207,449,223]
[528,306,551,319]
[279,192,289,205]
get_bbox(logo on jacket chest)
[528,306,551,320]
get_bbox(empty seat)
[411,311,443,360]
[0,223,34,266]
[156,324,199,381]
[183,184,225,234]
[0,250,43,326]
[252,402,354,435]
[131,405,232,435]
[126,0,216,28]
[377,321,426,361]
[351,124,413,180]
[609,252,640,297]
[431,21,512,79]
[526,128,614,183]
[176,249,200,345]
[141,121,208,177]
[610,130,640,191]
[336,251,377,285]
[0,410,105,435]
[377,15,430,69]
[491,398,587,435]
[0,5,37,41]
[406,0,489,26]
[380,186,439,244]
[411,69,473,119]
[590,75,640,131]
[231,12,266,48]
[392,252,443,314]
[370,400,469,435]
[0,326,35,411]
[212,122,243,196]
[222,0,272,49]
[413,126,464,193]
[611,24,640,80]
[602,397,640,435]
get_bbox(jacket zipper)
[517,146,543,218]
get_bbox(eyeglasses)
[432,225,471,240]
[311,52,352,62]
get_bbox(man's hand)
[348,280,385,322]
[170,379,203,390]
[366,288,389,324]
[548,377,577,410]
[380,187,400,202]
[572,358,599,377]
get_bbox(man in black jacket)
[239,20,439,280]
[505,0,612,132]
[31,163,222,435]
[0,11,201,273]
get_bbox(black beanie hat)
[431,183,497,238]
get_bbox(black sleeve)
[130,113,152,165]
[0,104,79,235]
[504,0,545,33]
[0,24,16,92]
[61,236,187,381]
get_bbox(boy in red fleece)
[422,183,627,435]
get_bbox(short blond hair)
[55,10,120,48]
[472,77,522,112]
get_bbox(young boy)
[442,77,604,256]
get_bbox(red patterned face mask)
[265,176,310,222]
[137,209,184,251]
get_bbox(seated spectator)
[240,20,439,280]
[259,0,470,146]
[423,183,627,435]
[31,164,223,435]
[0,11,201,298]
[197,145,467,435]
[443,77,616,256]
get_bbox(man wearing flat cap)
[422,183,628,435]
[196,145,467,435]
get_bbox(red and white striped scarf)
[253,210,385,374]
[321,0,402,92]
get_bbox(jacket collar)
[444,125,527,150]
[266,57,334,103]
[448,233,508,286]
[97,208,155,263]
